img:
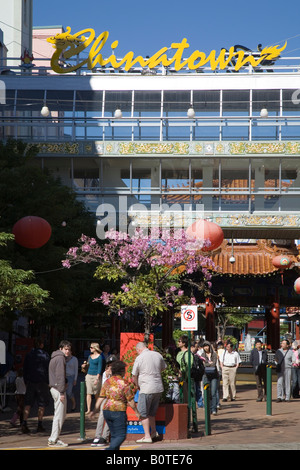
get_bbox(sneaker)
[91,437,107,447]
[48,439,68,447]
[151,431,159,439]
[136,436,152,443]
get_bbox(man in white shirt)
[132,342,166,443]
[220,342,241,401]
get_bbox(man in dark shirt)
[250,340,268,402]
[22,338,50,434]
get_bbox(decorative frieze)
[30,140,300,157]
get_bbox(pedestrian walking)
[48,340,71,447]
[249,340,268,401]
[220,341,241,401]
[21,337,50,434]
[132,342,166,443]
[10,368,26,427]
[89,355,117,447]
[85,343,102,413]
[275,339,293,402]
[291,341,300,398]
[90,360,140,450]
[200,341,219,415]
[65,346,78,412]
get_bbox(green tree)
[0,139,102,336]
[0,232,49,333]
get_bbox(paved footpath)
[0,382,299,452]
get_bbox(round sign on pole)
[181,305,198,331]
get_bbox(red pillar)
[268,300,280,351]
[205,298,215,342]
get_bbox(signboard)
[181,305,198,331]
[47,27,286,74]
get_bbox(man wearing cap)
[132,342,166,443]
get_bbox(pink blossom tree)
[62,228,216,342]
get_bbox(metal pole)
[266,365,272,416]
[204,383,211,435]
[80,381,86,440]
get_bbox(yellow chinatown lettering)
[47,27,287,74]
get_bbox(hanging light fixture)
[229,237,236,264]
[41,103,50,117]
[260,107,268,118]
[114,107,123,118]
[187,105,195,118]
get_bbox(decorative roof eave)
[210,239,299,275]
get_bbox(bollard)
[266,365,272,416]
[80,381,86,440]
[203,383,211,436]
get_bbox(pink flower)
[100,292,111,305]
[62,260,71,268]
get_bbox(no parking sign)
[181,305,198,331]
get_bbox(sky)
[33,0,300,58]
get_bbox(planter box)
[126,403,188,441]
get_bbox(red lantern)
[186,219,224,251]
[272,255,292,285]
[12,216,52,249]
[294,278,300,294]
[272,255,292,270]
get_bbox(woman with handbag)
[85,343,103,413]
[200,341,219,415]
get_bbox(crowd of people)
[174,335,300,416]
[1,334,300,449]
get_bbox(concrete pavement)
[0,380,300,451]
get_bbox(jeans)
[103,410,127,450]
[203,375,218,412]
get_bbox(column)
[205,298,215,341]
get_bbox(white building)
[0,0,33,68]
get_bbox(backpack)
[183,352,204,381]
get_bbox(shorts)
[137,393,161,418]
[85,374,101,396]
[24,382,50,408]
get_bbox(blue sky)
[33,0,300,58]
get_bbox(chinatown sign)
[47,27,286,74]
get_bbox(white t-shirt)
[221,350,241,367]
[132,348,166,394]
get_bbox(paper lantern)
[272,255,292,270]
[186,219,224,252]
[272,255,292,285]
[294,278,300,294]
[12,216,52,249]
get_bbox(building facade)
[1,34,300,241]
[1,25,300,347]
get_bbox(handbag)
[205,366,216,375]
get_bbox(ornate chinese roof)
[210,239,299,275]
